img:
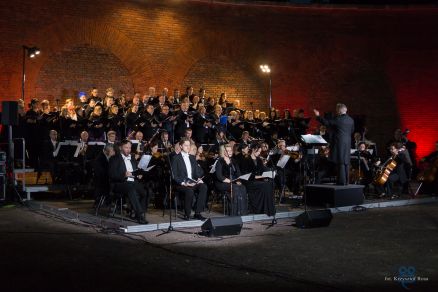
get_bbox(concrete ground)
[0,203,437,292]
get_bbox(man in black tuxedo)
[108,139,149,224]
[39,129,59,183]
[171,137,207,221]
[93,143,116,206]
[314,103,354,185]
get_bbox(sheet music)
[232,173,251,181]
[287,145,299,151]
[145,165,155,172]
[261,170,276,179]
[138,154,152,170]
[53,142,66,157]
[276,155,290,168]
[209,159,219,174]
[301,134,328,145]
[73,144,83,158]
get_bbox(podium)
[305,184,364,208]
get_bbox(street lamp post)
[22,46,41,104]
[260,64,272,109]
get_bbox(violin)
[283,150,300,160]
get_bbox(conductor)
[314,103,354,185]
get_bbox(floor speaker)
[201,216,243,237]
[1,101,19,126]
[295,209,333,229]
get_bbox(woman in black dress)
[239,143,275,216]
[214,144,248,216]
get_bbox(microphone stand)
[225,151,234,216]
[157,147,175,236]
[267,156,277,227]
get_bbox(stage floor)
[1,199,437,291]
[26,185,437,233]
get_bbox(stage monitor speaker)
[1,101,19,126]
[295,210,332,229]
[201,216,243,237]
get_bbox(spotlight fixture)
[260,64,271,73]
[23,46,41,58]
[259,64,272,109]
[22,45,41,103]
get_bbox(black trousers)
[176,183,208,216]
[113,181,148,216]
[336,163,349,185]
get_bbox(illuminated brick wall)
[0,0,437,156]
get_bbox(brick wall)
[0,0,438,156]
[35,45,134,102]
[182,56,266,110]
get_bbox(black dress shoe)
[137,214,148,224]
[183,214,190,221]
[194,213,207,221]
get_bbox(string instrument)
[283,150,300,160]
[374,155,397,186]
[417,156,438,183]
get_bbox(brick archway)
[23,17,156,101]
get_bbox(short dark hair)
[179,137,191,145]
[121,139,131,146]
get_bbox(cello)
[374,155,398,186]
[417,156,438,183]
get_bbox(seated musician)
[108,139,149,224]
[315,145,336,184]
[132,131,146,158]
[171,137,208,221]
[377,142,412,199]
[212,128,228,153]
[351,142,373,185]
[40,129,59,182]
[141,140,166,209]
[239,143,275,216]
[183,128,196,145]
[93,143,116,207]
[158,131,172,153]
[418,141,438,194]
[214,144,248,216]
[240,131,252,146]
[271,139,302,196]
[234,143,249,167]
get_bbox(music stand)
[299,135,328,216]
[300,135,328,184]
[55,142,80,199]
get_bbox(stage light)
[22,45,41,103]
[259,64,272,108]
[260,64,271,73]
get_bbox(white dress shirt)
[181,152,192,182]
[122,154,134,182]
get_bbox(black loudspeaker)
[201,216,243,237]
[295,210,333,229]
[305,184,364,208]
[1,101,19,126]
